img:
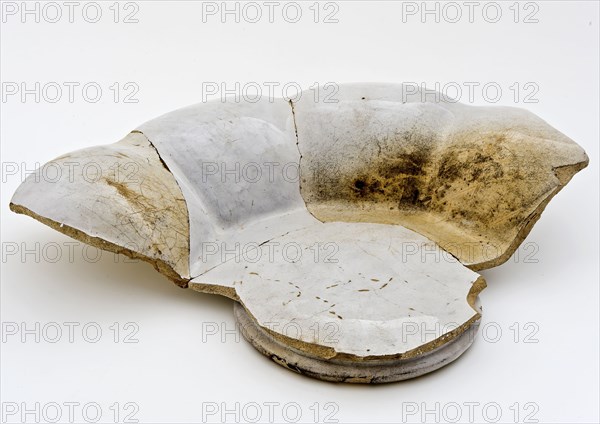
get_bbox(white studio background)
[0,1,598,423]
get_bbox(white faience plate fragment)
[10,83,587,382]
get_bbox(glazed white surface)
[10,132,190,278]
[136,98,318,277]
[194,221,481,357]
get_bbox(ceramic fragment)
[10,83,587,382]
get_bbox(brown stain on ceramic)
[301,128,588,269]
[12,132,191,281]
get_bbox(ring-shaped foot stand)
[233,301,480,384]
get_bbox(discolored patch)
[10,131,191,281]
[296,98,588,269]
